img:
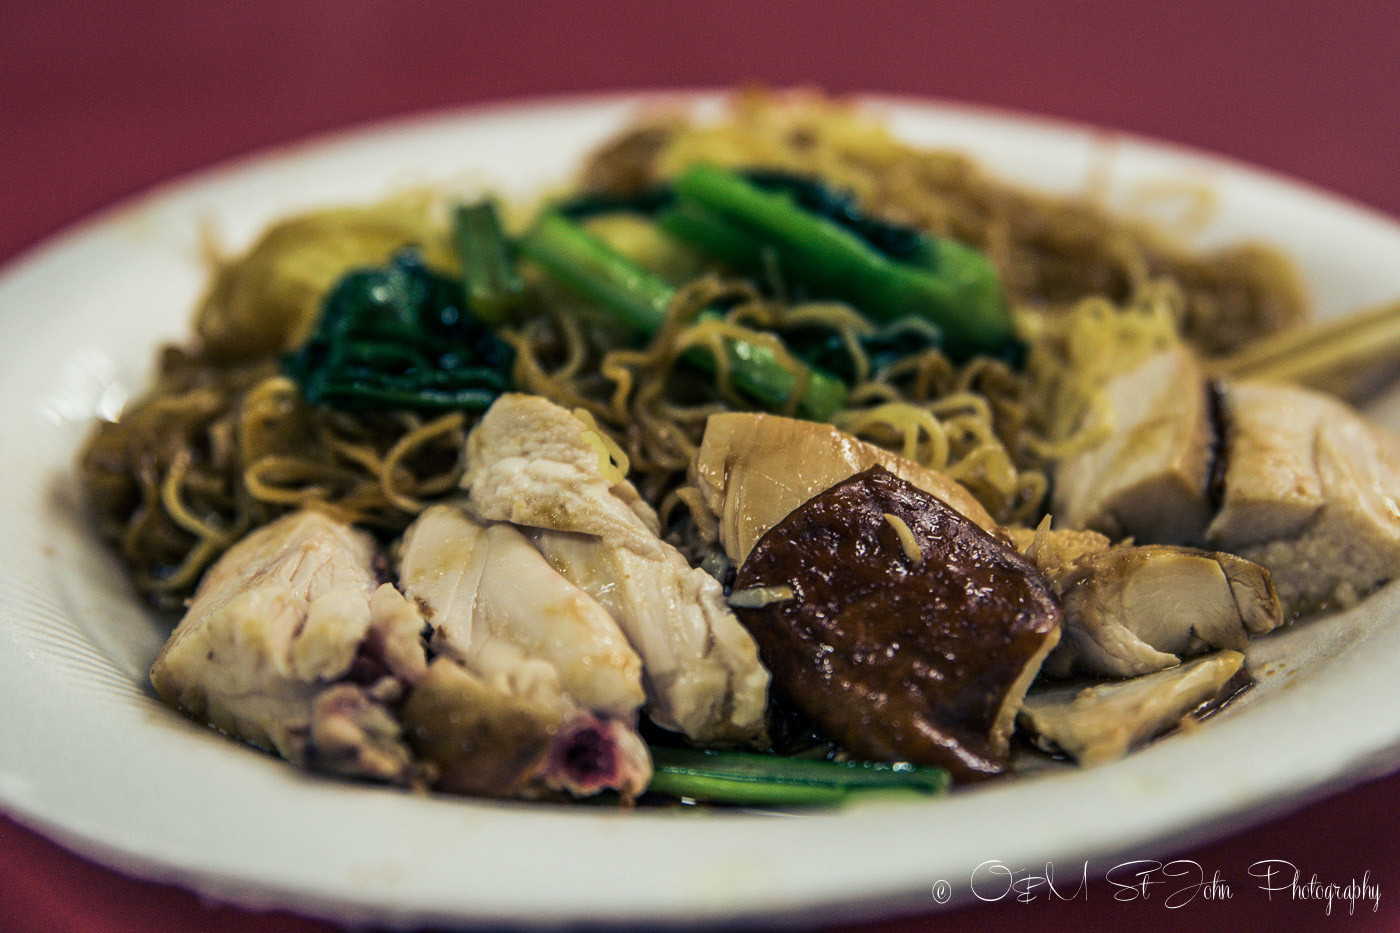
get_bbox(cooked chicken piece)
[464,394,769,744]
[1018,650,1246,766]
[1042,544,1279,678]
[1207,380,1400,612]
[150,510,428,784]
[401,659,651,800]
[397,504,645,719]
[1007,525,1282,677]
[733,466,1061,781]
[464,393,664,556]
[397,505,652,799]
[1053,546,1279,676]
[692,411,997,565]
[1050,343,1400,615]
[526,528,767,744]
[1058,546,1282,675]
[1052,346,1214,545]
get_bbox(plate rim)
[10,85,1400,277]
[3,89,1400,929]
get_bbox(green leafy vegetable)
[516,212,848,420]
[662,164,1014,360]
[453,199,526,326]
[554,186,677,221]
[739,169,930,262]
[647,747,950,807]
[283,251,514,412]
[556,169,931,263]
[787,317,945,383]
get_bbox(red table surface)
[3,2,1398,931]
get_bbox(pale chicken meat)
[152,508,650,800]
[397,504,645,719]
[691,411,998,565]
[150,510,428,784]
[1207,381,1400,612]
[1052,346,1215,546]
[1006,524,1280,677]
[1018,650,1246,766]
[394,504,652,799]
[525,526,769,744]
[463,394,666,555]
[1051,345,1400,616]
[1039,543,1280,678]
[464,394,769,744]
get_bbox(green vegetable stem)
[516,212,848,420]
[663,164,1013,361]
[452,199,526,326]
[647,747,950,807]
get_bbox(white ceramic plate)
[3,93,1400,930]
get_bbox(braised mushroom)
[731,466,1062,781]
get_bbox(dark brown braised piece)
[732,466,1062,781]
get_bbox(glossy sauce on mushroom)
[732,466,1062,781]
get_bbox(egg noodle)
[80,90,1306,609]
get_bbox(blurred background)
[6,0,1398,263]
[2,2,1398,931]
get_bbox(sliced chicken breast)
[464,394,769,744]
[1208,380,1400,612]
[1049,345,1400,617]
[1019,650,1246,766]
[396,504,652,799]
[150,510,428,784]
[153,507,650,801]
[1052,346,1214,545]
[525,526,768,744]
[397,504,645,719]
[464,394,665,555]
